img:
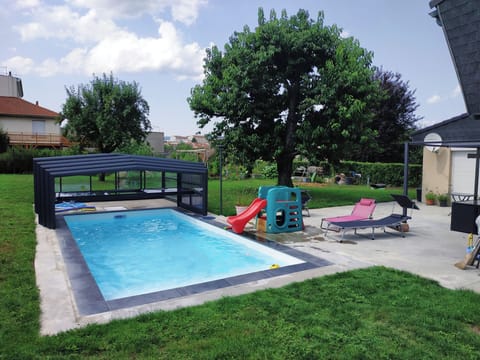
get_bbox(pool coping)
[56,207,332,316]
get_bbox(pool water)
[64,209,304,300]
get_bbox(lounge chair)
[320,198,376,230]
[326,194,419,240]
[301,190,312,217]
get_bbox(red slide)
[227,198,267,234]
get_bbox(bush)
[0,147,83,174]
[117,140,154,156]
[0,127,9,153]
[261,163,277,179]
[335,161,421,187]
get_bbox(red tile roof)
[0,96,59,118]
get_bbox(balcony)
[8,132,72,149]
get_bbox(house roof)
[0,96,59,118]
[429,0,480,116]
[411,113,480,147]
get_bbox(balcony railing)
[7,132,72,148]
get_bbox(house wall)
[421,146,451,200]
[0,116,60,134]
[0,75,23,97]
[146,131,165,154]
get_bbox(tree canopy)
[189,8,382,186]
[356,67,421,163]
[61,73,151,153]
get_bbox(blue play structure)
[257,186,303,233]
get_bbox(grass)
[1,174,480,359]
[208,179,416,215]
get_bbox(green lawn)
[208,179,416,215]
[1,174,480,359]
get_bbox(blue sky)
[1,0,466,136]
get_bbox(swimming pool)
[57,208,331,315]
[64,208,303,300]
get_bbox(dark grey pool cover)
[33,153,208,229]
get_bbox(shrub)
[0,147,83,174]
[0,127,9,153]
[335,161,421,187]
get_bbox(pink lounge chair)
[320,198,376,230]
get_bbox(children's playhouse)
[227,186,303,234]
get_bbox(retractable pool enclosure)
[33,153,208,229]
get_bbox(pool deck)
[35,198,480,335]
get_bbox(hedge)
[335,161,422,187]
[0,149,422,187]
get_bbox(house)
[411,113,480,197]
[0,73,68,148]
[411,0,480,200]
[411,0,480,233]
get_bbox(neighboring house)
[0,73,68,148]
[411,0,480,201]
[0,96,67,148]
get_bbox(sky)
[0,0,466,136]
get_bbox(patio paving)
[35,198,480,335]
[251,200,480,292]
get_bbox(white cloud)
[4,56,35,74]
[426,85,463,105]
[340,30,350,38]
[451,85,462,98]
[7,0,207,79]
[427,94,441,104]
[6,21,205,79]
[15,6,118,43]
[67,0,207,24]
[14,0,40,9]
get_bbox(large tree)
[352,67,422,163]
[189,8,381,186]
[61,73,151,153]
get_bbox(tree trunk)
[277,155,294,187]
[276,84,299,188]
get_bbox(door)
[451,149,480,194]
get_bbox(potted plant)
[438,193,449,207]
[425,191,437,205]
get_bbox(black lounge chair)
[301,190,312,217]
[326,194,419,241]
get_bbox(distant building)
[0,72,23,97]
[165,134,214,163]
[0,73,68,148]
[166,135,190,145]
[146,131,165,154]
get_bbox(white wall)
[0,75,23,97]
[0,116,60,134]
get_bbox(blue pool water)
[64,209,304,300]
